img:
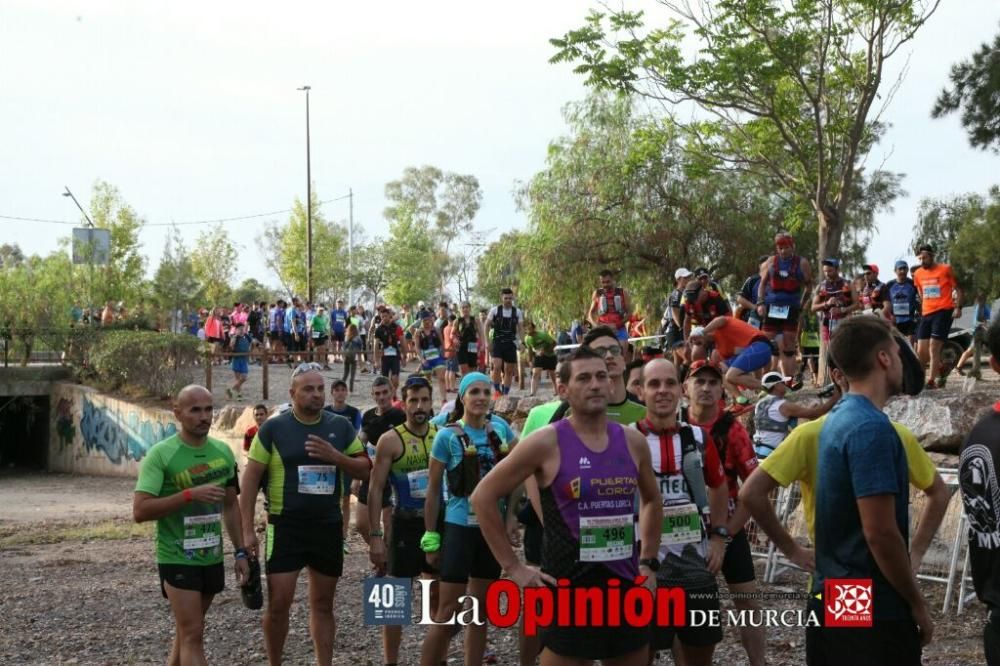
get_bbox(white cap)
[761,372,792,389]
[417,301,425,308]
[689,326,706,338]
[674,267,692,279]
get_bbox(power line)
[0,193,354,228]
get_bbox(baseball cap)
[916,244,935,255]
[688,359,723,378]
[822,257,840,267]
[688,326,706,339]
[863,264,879,274]
[694,267,710,278]
[761,372,791,390]
[894,260,909,270]
[674,267,692,279]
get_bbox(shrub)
[88,331,203,398]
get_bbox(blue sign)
[363,577,412,625]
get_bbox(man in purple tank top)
[473,347,663,665]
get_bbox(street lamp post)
[297,85,313,304]
[63,186,96,315]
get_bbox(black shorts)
[895,320,917,336]
[721,529,755,585]
[762,305,801,334]
[533,355,557,371]
[207,336,223,344]
[158,562,225,599]
[539,568,650,661]
[491,341,518,364]
[333,330,345,343]
[917,308,953,341]
[265,519,344,577]
[380,355,401,377]
[389,514,437,578]
[312,335,328,346]
[457,350,479,367]
[805,600,921,666]
[664,327,682,349]
[652,584,723,650]
[356,478,393,507]
[439,523,502,583]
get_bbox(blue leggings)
[728,340,773,373]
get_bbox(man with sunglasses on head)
[240,363,371,666]
[368,375,441,666]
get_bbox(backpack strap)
[678,425,709,514]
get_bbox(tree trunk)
[815,206,844,385]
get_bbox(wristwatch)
[639,558,660,573]
[710,526,729,540]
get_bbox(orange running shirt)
[913,264,956,315]
[713,317,766,360]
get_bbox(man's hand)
[707,537,726,574]
[425,551,440,569]
[953,307,962,319]
[234,557,250,586]
[912,601,934,647]
[369,536,387,576]
[638,568,657,594]
[188,484,226,504]
[756,304,767,318]
[507,521,521,547]
[910,550,925,573]
[305,435,339,463]
[243,529,259,559]
[507,562,557,588]
[789,545,815,572]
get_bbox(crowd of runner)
[130,233,1000,666]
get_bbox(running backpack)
[635,420,709,514]
[444,422,508,497]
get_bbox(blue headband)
[459,372,492,399]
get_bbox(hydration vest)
[419,328,441,351]
[768,255,804,294]
[635,420,709,513]
[817,277,852,321]
[456,316,478,344]
[444,421,508,497]
[596,287,626,317]
[492,306,519,343]
[752,395,794,457]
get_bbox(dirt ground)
[0,471,989,665]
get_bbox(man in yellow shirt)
[736,376,950,573]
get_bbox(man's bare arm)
[909,473,950,572]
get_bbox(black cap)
[694,267,710,278]
[917,243,935,255]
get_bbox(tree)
[383,204,438,306]
[950,187,1000,297]
[0,243,25,269]
[232,278,273,306]
[550,0,940,263]
[190,223,238,307]
[911,193,985,265]
[350,239,391,306]
[384,166,482,296]
[87,180,147,307]
[932,25,1000,152]
[151,227,203,322]
[258,189,347,302]
[0,251,76,364]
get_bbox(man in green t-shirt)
[240,363,370,666]
[524,320,558,397]
[133,384,248,666]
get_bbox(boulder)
[493,396,520,420]
[884,388,997,454]
[515,396,550,416]
[214,404,255,433]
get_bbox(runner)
[682,360,765,666]
[812,257,858,348]
[957,292,992,374]
[757,232,813,379]
[324,379,364,552]
[374,308,405,396]
[470,347,662,666]
[886,260,921,344]
[311,305,331,368]
[419,372,518,666]
[524,320,557,396]
[807,316,933,664]
[133,385,247,666]
[269,300,286,362]
[227,322,254,400]
[689,315,774,395]
[635,358,730,666]
[752,372,838,460]
[453,302,482,376]
[682,276,732,337]
[662,268,691,350]
[367,375,441,666]
[239,363,370,666]
[356,376,406,545]
[443,315,459,393]
[244,403,269,452]
[487,288,524,399]
[735,256,771,328]
[912,243,963,388]
[959,318,1000,664]
[587,269,631,342]
[415,311,448,403]
[859,264,886,313]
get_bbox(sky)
[2,0,998,291]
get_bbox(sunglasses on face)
[589,345,623,357]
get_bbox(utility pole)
[348,188,354,306]
[63,186,96,314]
[298,85,313,304]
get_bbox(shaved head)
[175,384,212,409]
[173,385,214,443]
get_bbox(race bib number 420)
[183,512,222,550]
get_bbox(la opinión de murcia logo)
[824,578,873,628]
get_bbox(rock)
[884,388,997,454]
[493,396,520,419]
[515,395,549,416]
[212,404,249,432]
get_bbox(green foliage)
[350,239,390,305]
[911,194,985,264]
[259,188,347,302]
[87,180,147,307]
[0,251,76,365]
[232,278,272,306]
[916,187,1000,296]
[191,223,238,307]
[87,331,202,398]
[152,227,204,317]
[550,0,940,261]
[384,204,438,306]
[933,25,1000,153]
[0,243,24,269]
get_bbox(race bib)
[579,514,634,562]
[312,331,323,339]
[466,507,479,527]
[924,285,941,299]
[383,346,397,357]
[407,469,429,499]
[769,304,790,320]
[298,465,337,494]
[893,301,911,316]
[423,347,440,361]
[660,503,701,546]
[659,475,687,499]
[336,314,346,324]
[183,512,222,551]
[467,342,478,354]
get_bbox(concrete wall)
[48,382,250,478]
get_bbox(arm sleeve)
[135,447,165,495]
[701,431,726,488]
[847,422,903,498]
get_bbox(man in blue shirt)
[330,299,349,361]
[887,260,921,343]
[810,316,932,665]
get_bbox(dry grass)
[0,519,152,548]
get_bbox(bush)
[88,331,203,398]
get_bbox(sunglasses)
[589,344,623,357]
[291,362,324,377]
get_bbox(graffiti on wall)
[55,398,76,451]
[77,396,177,465]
